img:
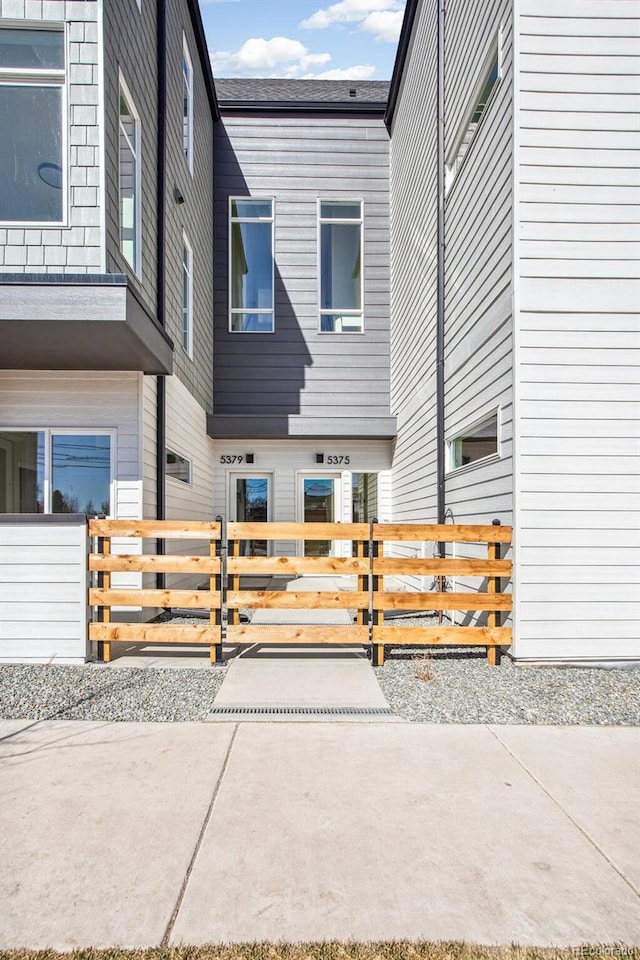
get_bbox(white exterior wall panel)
[512,0,640,660]
[163,375,215,591]
[0,517,88,664]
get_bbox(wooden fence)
[88,519,512,665]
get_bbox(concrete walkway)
[213,643,391,715]
[1,719,639,950]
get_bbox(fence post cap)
[492,519,501,525]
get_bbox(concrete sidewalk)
[1,720,639,950]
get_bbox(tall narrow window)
[229,198,274,333]
[446,32,501,190]
[118,78,140,274]
[182,233,193,357]
[0,26,65,223]
[319,200,363,333]
[182,36,193,173]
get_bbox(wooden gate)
[88,519,511,665]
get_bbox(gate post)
[213,516,227,665]
[369,518,384,667]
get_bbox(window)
[166,449,191,484]
[0,26,65,223]
[118,77,140,274]
[229,198,274,333]
[232,475,270,556]
[319,199,363,333]
[182,36,193,173]
[448,412,499,471]
[0,430,112,514]
[446,31,501,191]
[182,233,193,357]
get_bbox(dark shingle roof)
[215,78,390,105]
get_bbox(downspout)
[156,0,167,589]
[436,0,446,544]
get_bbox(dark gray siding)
[103,0,158,315]
[164,0,214,414]
[212,114,391,426]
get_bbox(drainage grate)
[208,705,394,716]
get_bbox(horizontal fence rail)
[88,519,223,664]
[88,519,512,665]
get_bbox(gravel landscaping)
[0,649,638,724]
[0,663,227,723]
[375,649,640,725]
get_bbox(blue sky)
[200,0,406,81]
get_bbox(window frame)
[166,448,192,485]
[182,34,194,174]
[0,21,68,227]
[228,196,275,334]
[317,198,364,335]
[182,231,193,358]
[445,27,503,195]
[0,427,115,515]
[446,409,501,475]
[118,72,142,277]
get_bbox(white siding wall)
[0,517,87,664]
[0,370,145,608]
[512,0,640,659]
[389,0,439,523]
[389,0,514,616]
[163,374,215,591]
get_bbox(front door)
[298,473,341,556]
[231,474,270,556]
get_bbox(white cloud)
[301,0,404,39]
[360,9,404,42]
[212,36,331,76]
[302,64,377,80]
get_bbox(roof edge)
[385,0,420,130]
[187,0,220,120]
[218,100,387,116]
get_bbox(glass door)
[232,475,270,556]
[300,475,339,556]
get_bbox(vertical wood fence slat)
[486,539,498,667]
[230,538,240,625]
[357,539,365,626]
[102,535,111,663]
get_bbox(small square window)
[448,412,499,471]
[166,449,191,484]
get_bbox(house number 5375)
[327,455,350,465]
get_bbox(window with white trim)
[319,199,363,333]
[229,198,274,333]
[447,412,499,471]
[182,233,193,357]
[166,449,191,484]
[0,430,113,514]
[118,77,141,274]
[0,25,66,223]
[445,31,501,192]
[182,35,193,173]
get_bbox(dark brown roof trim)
[385,0,420,130]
